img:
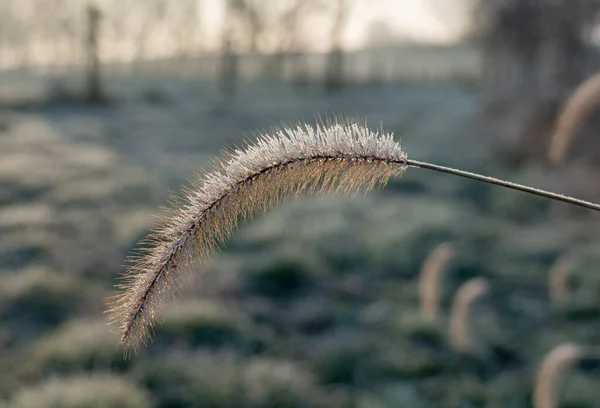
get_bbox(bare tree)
[11,2,33,68]
[324,0,351,92]
[266,0,323,80]
[219,9,238,100]
[60,15,80,69]
[227,0,265,53]
[132,1,167,72]
[169,0,201,59]
[0,3,15,68]
[266,0,305,78]
[85,3,104,102]
[222,0,327,83]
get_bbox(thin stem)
[406,159,600,212]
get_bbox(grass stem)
[406,159,600,212]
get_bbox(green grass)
[0,268,91,339]
[9,374,150,408]
[150,300,258,350]
[31,319,129,374]
[132,351,338,408]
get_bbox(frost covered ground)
[0,71,598,407]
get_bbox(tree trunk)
[219,33,238,98]
[85,4,104,102]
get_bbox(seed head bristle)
[106,119,408,349]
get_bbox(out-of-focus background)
[1,0,599,407]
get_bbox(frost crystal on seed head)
[107,119,408,348]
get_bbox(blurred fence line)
[2,45,483,85]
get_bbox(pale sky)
[201,0,471,52]
[345,0,470,48]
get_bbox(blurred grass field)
[0,71,599,407]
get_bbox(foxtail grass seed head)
[548,255,573,307]
[548,71,600,164]
[419,243,455,322]
[107,120,408,349]
[448,277,489,356]
[533,343,583,408]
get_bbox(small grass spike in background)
[548,71,600,164]
[419,242,455,322]
[533,343,583,408]
[548,255,573,307]
[448,277,489,356]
